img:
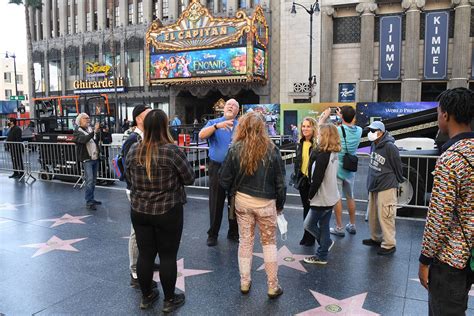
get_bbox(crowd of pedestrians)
[4,88,473,314]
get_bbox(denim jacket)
[219,142,287,210]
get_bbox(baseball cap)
[131,105,151,126]
[366,121,385,132]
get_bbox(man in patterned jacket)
[419,87,474,315]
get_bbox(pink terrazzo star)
[296,291,379,316]
[153,258,212,292]
[40,213,92,227]
[21,235,87,258]
[254,245,309,273]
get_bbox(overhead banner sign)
[379,16,402,80]
[424,11,449,80]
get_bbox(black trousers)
[428,259,473,316]
[299,180,315,243]
[207,160,238,238]
[131,204,183,300]
[10,144,24,176]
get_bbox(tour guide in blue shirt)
[199,98,240,247]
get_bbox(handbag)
[341,126,358,172]
[294,174,308,190]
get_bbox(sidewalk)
[0,174,472,315]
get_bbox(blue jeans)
[304,206,333,260]
[83,159,98,204]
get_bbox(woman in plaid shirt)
[126,109,195,312]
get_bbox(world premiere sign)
[424,11,449,80]
[379,16,402,81]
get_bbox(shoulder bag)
[341,126,358,172]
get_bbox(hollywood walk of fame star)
[153,258,212,292]
[296,291,380,316]
[21,235,87,258]
[39,213,92,227]
[254,245,309,273]
[0,203,28,211]
[410,278,474,296]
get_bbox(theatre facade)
[146,0,271,122]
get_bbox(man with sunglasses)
[363,121,404,255]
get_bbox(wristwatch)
[213,123,218,130]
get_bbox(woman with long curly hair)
[220,112,286,299]
[126,109,195,312]
[292,117,318,246]
[303,123,341,265]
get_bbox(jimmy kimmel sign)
[424,11,449,80]
[379,16,402,80]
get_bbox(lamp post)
[291,1,320,101]
[5,52,19,112]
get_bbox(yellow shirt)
[301,141,311,177]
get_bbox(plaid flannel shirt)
[125,143,195,215]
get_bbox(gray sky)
[0,1,28,63]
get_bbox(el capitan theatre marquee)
[145,0,269,86]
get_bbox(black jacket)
[293,138,314,180]
[6,125,22,142]
[73,126,99,162]
[219,142,287,210]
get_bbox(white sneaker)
[330,226,345,237]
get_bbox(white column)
[43,0,51,39]
[120,0,128,26]
[169,0,179,20]
[70,0,76,34]
[97,0,106,30]
[36,9,42,39]
[143,0,152,23]
[78,0,86,32]
[133,0,138,24]
[29,7,36,41]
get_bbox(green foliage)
[9,0,42,9]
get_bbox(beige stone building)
[0,56,29,105]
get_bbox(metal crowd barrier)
[0,141,438,212]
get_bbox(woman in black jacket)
[126,109,195,313]
[293,117,318,246]
[220,112,286,299]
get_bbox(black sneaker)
[140,288,160,310]
[362,239,381,247]
[207,236,217,247]
[130,274,158,289]
[377,247,396,255]
[91,200,102,205]
[86,203,97,211]
[162,293,185,313]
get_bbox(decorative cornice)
[451,0,471,7]
[401,0,425,11]
[356,2,378,15]
[321,6,336,17]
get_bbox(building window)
[128,4,134,24]
[138,1,143,23]
[34,62,45,93]
[238,0,245,8]
[74,15,78,32]
[294,98,311,103]
[94,11,98,30]
[421,82,447,101]
[126,50,143,87]
[163,0,169,19]
[153,0,159,19]
[377,83,401,102]
[178,0,185,16]
[67,16,72,34]
[253,0,261,6]
[221,0,227,12]
[4,72,12,83]
[49,59,62,92]
[86,13,91,31]
[115,6,120,26]
[18,90,24,96]
[16,74,23,85]
[207,0,214,12]
[5,89,12,99]
[65,53,79,90]
[333,17,361,44]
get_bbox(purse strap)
[341,125,350,153]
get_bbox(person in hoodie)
[363,121,404,255]
[303,123,341,265]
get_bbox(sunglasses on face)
[369,129,379,133]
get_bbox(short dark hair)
[9,117,17,125]
[436,87,474,125]
[340,106,356,123]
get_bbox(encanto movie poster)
[253,48,265,77]
[150,47,247,79]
